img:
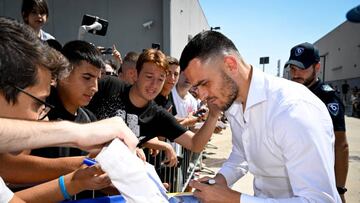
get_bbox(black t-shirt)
[309,80,346,131]
[31,87,97,158]
[87,76,187,146]
[154,93,177,116]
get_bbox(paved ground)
[200,116,360,202]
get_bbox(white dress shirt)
[219,68,341,203]
[0,177,13,203]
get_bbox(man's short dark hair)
[21,0,49,22]
[118,51,139,74]
[123,51,139,64]
[167,56,179,66]
[62,40,105,70]
[179,31,238,71]
[0,17,49,104]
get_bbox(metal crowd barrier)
[144,143,204,193]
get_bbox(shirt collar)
[246,67,267,111]
[226,67,267,119]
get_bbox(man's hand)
[76,117,139,152]
[112,45,122,64]
[190,178,240,203]
[149,148,160,157]
[207,103,221,119]
[163,144,178,167]
[136,148,146,162]
[70,165,111,192]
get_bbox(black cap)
[346,5,360,23]
[285,42,320,69]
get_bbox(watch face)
[337,187,347,194]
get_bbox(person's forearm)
[191,113,218,152]
[15,172,83,203]
[0,154,83,184]
[334,131,349,188]
[0,117,138,153]
[143,138,172,151]
[9,195,25,203]
[0,119,77,153]
[180,117,199,128]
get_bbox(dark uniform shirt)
[309,79,346,131]
[154,93,177,116]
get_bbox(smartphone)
[81,14,108,36]
[151,43,161,50]
[193,108,207,117]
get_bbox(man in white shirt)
[179,31,341,202]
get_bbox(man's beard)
[303,68,317,87]
[219,71,238,111]
[291,67,317,87]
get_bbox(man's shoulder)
[313,83,342,104]
[312,83,344,118]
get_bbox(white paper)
[96,138,169,203]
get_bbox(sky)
[198,0,360,76]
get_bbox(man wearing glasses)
[0,17,138,202]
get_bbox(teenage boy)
[87,49,219,154]
[31,40,103,158]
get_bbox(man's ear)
[314,62,321,73]
[223,55,238,72]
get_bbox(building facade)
[314,21,360,91]
[0,0,209,59]
[283,21,360,92]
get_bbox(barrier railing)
[144,143,203,193]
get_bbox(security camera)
[142,20,153,29]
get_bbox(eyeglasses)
[12,85,54,120]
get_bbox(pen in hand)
[201,179,216,185]
[83,157,97,166]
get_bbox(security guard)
[285,42,348,202]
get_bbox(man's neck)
[306,78,319,89]
[237,64,252,110]
[57,89,79,115]
[175,85,188,99]
[160,89,170,99]
[129,86,149,108]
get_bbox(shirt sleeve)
[0,177,14,203]
[326,96,346,131]
[156,107,187,141]
[218,125,248,186]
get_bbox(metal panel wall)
[0,0,209,59]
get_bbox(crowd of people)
[0,0,354,202]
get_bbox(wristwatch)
[336,186,347,194]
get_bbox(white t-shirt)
[171,88,198,118]
[0,177,14,203]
